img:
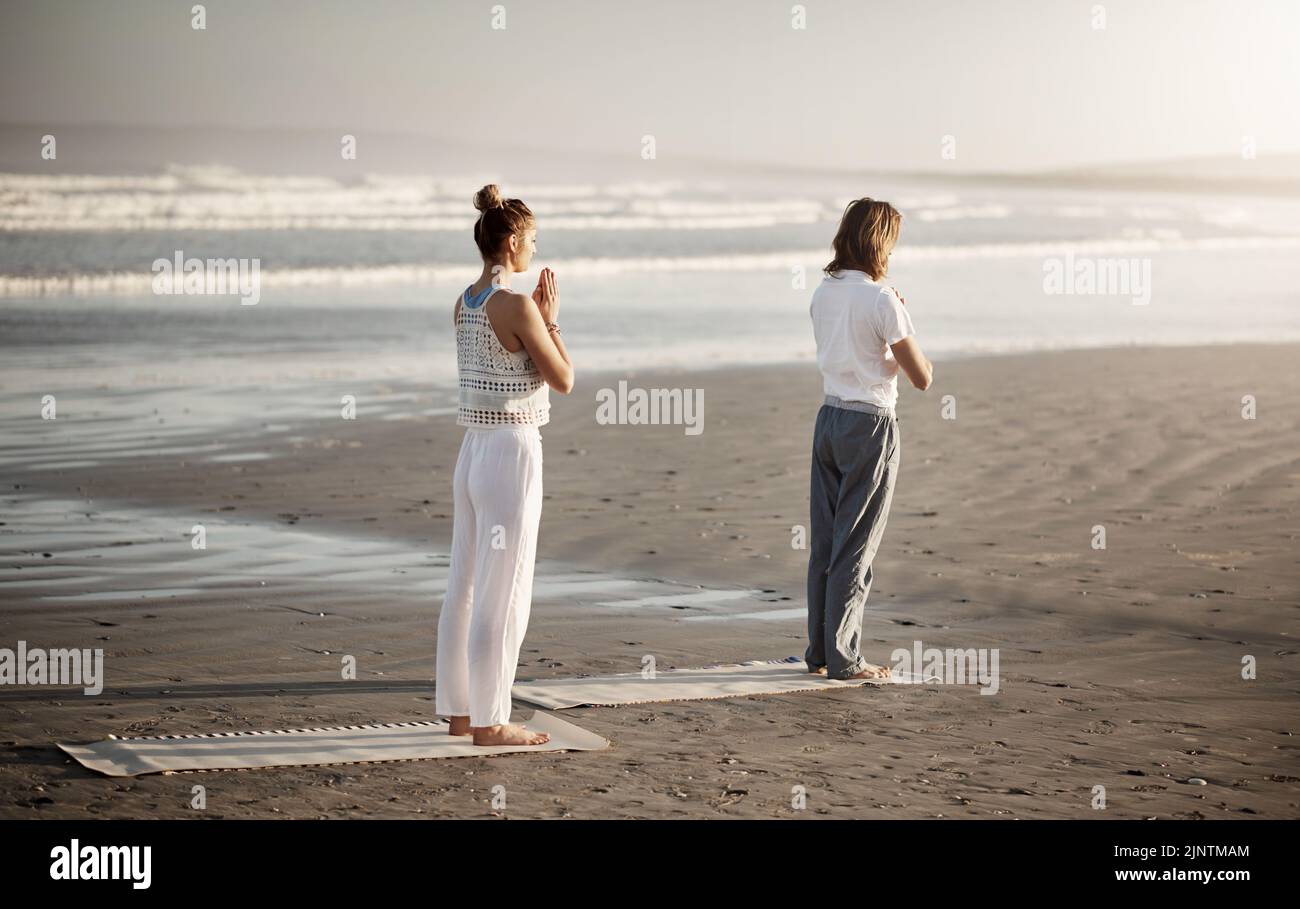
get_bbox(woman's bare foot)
[843,662,891,680]
[472,723,551,746]
[448,715,472,736]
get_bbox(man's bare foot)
[472,723,551,746]
[448,715,472,736]
[808,665,827,675]
[843,663,891,680]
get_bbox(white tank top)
[455,285,550,428]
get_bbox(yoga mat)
[58,711,608,777]
[513,656,930,709]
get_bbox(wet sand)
[2,343,1298,819]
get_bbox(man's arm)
[891,336,933,391]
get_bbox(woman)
[435,184,574,746]
[806,198,933,681]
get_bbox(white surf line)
[41,588,205,603]
[7,233,1300,297]
[683,607,807,622]
[0,496,784,618]
[0,213,823,232]
[0,382,459,471]
[590,589,760,610]
[532,576,655,600]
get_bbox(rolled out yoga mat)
[513,656,929,709]
[58,711,609,777]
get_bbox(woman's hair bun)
[473,184,505,212]
[470,185,534,259]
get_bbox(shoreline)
[6,336,1300,398]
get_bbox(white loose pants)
[435,426,543,727]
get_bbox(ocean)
[2,164,1298,471]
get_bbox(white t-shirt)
[810,269,916,409]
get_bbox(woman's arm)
[487,270,574,394]
[514,302,573,393]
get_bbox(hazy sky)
[2,0,1297,172]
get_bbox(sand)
[2,343,1298,819]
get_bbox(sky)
[1,0,1297,173]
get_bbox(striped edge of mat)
[513,656,928,709]
[57,711,609,777]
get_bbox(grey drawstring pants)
[805,396,900,679]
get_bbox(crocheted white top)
[455,286,550,428]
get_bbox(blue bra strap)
[463,284,495,308]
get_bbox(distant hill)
[1059,152,1300,182]
[2,122,1297,195]
[908,153,1300,196]
[0,122,648,182]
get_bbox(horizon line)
[4,120,1299,182]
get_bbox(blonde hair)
[824,198,902,280]
[472,184,534,260]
